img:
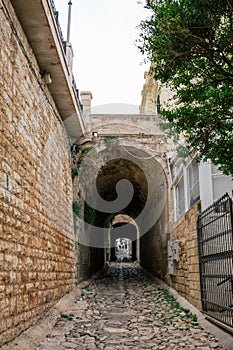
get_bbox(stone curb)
[0,275,100,350]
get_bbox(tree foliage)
[138,0,233,176]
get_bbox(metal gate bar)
[197,193,233,329]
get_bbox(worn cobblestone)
[35,263,225,350]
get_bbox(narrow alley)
[33,263,224,350]
[1,1,233,349]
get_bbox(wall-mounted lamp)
[92,132,98,138]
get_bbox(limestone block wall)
[90,114,163,137]
[169,202,202,310]
[0,2,75,345]
[140,205,168,280]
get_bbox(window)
[211,164,233,201]
[171,159,183,181]
[175,176,185,218]
[187,162,200,208]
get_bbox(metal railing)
[197,193,233,330]
[48,0,83,110]
[49,0,65,45]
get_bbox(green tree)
[138,0,233,176]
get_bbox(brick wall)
[169,201,202,310]
[0,1,75,345]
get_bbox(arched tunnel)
[77,144,169,280]
[110,222,138,262]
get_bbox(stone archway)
[76,139,170,279]
[110,214,140,262]
[110,222,137,262]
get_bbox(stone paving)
[35,263,226,350]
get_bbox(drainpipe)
[67,0,72,43]
[166,154,175,229]
[166,154,173,188]
[65,1,74,83]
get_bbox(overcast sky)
[54,0,150,112]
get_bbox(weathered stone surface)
[169,202,202,310]
[0,0,74,345]
[33,264,226,350]
[0,2,232,350]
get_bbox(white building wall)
[199,161,214,210]
[171,158,233,221]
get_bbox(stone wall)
[0,1,75,345]
[89,114,163,137]
[140,205,168,280]
[169,201,202,310]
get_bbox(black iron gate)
[197,193,233,330]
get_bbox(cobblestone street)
[35,263,226,350]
